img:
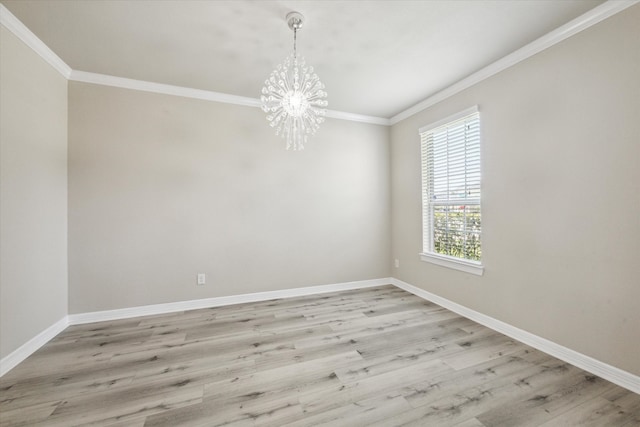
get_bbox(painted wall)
[0,27,68,359]
[391,5,640,375]
[68,82,390,313]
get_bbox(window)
[420,106,483,275]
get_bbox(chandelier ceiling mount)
[286,11,304,32]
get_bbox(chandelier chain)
[293,27,297,59]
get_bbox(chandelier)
[261,12,328,150]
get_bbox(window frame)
[419,106,484,276]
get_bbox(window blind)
[420,107,481,262]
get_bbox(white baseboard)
[1,278,392,377]
[0,316,69,377]
[67,278,393,325]
[4,276,638,396]
[391,278,640,395]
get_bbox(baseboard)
[0,316,69,377]
[390,278,640,395]
[4,276,638,395]
[1,278,392,377]
[68,278,393,325]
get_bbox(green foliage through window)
[433,205,481,261]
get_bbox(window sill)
[419,252,484,276]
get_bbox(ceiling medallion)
[261,12,328,150]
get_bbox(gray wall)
[390,5,640,375]
[68,82,391,313]
[0,27,68,359]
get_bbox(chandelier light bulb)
[261,12,328,150]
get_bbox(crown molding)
[2,1,636,127]
[0,3,72,78]
[390,0,640,125]
[69,70,390,126]
[0,2,387,126]
[325,110,390,126]
[69,70,262,108]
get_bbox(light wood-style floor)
[1,285,638,426]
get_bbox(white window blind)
[420,106,481,265]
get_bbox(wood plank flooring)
[1,285,638,426]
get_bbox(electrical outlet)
[394,259,399,268]
[197,273,206,286]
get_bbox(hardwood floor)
[1,285,638,426]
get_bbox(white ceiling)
[2,0,604,118]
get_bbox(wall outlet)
[394,259,399,268]
[197,273,206,286]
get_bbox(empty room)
[1,0,639,425]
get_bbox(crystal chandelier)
[261,12,328,150]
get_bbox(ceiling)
[2,0,604,118]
